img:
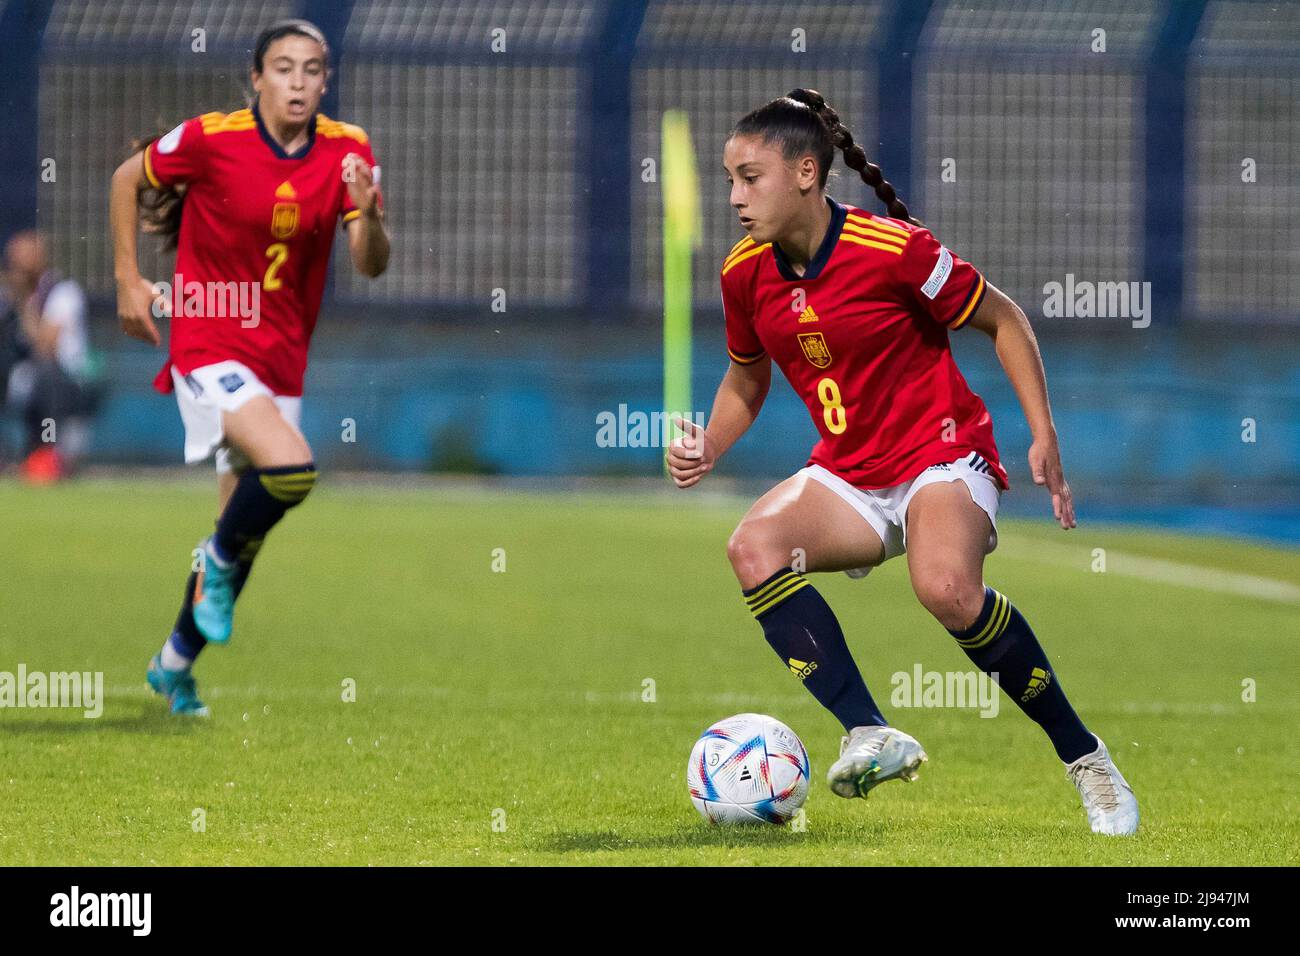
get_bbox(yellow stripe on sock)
[262,480,316,493]
[237,535,265,563]
[958,591,1010,649]
[749,578,810,617]
[259,470,317,503]
[745,571,801,607]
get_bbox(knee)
[262,435,313,469]
[726,518,789,590]
[913,574,986,632]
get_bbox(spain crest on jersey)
[798,332,832,369]
[271,202,299,239]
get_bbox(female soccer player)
[108,19,389,716]
[667,89,1138,835]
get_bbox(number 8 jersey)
[721,196,1009,491]
[144,101,383,398]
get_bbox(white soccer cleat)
[1065,735,1139,836]
[826,725,928,799]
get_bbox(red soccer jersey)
[721,197,1009,490]
[144,101,383,396]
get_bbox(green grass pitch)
[1,476,1296,865]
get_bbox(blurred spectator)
[0,230,101,480]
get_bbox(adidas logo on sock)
[788,657,819,680]
[1022,666,1053,702]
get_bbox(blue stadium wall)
[1,0,1297,525]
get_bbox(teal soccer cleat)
[191,538,238,644]
[147,654,210,717]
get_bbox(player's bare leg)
[185,398,317,644]
[905,481,1138,835]
[220,395,311,469]
[727,472,928,799]
[151,398,318,713]
[903,481,992,633]
[727,471,885,588]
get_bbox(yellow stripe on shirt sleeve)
[727,346,766,365]
[949,274,987,330]
[721,243,770,276]
[142,143,163,189]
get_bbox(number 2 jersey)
[144,100,383,397]
[721,196,1009,491]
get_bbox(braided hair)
[730,88,921,226]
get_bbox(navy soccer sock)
[166,569,207,663]
[947,586,1097,763]
[743,567,886,732]
[211,463,316,564]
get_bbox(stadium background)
[1,0,1297,540]
[1,0,1298,871]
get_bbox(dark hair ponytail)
[129,133,185,251]
[731,88,922,226]
[128,19,328,250]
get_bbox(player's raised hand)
[667,416,716,488]
[116,275,164,347]
[342,153,380,216]
[1029,433,1076,530]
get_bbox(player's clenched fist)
[342,152,380,217]
[116,274,164,346]
[666,416,716,488]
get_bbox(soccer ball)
[687,713,810,825]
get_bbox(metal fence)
[2,0,1297,325]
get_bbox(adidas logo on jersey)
[798,305,820,323]
[275,180,297,200]
[788,657,818,680]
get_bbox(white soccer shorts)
[798,451,1002,579]
[171,359,302,475]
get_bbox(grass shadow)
[0,700,206,735]
[534,821,887,854]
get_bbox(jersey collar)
[252,97,318,160]
[771,196,847,282]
